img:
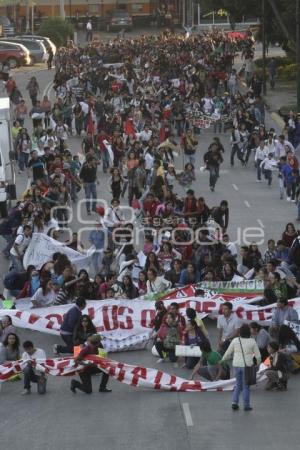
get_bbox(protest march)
[1,25,300,416]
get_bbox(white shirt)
[144,152,154,170]
[260,157,278,171]
[139,129,152,142]
[79,101,89,115]
[22,348,46,374]
[10,234,31,257]
[86,21,92,30]
[217,313,241,341]
[275,140,295,159]
[222,337,261,367]
[146,276,171,293]
[255,146,268,161]
[104,207,125,227]
[226,242,238,257]
[31,288,56,308]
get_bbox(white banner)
[0,354,269,390]
[23,233,92,272]
[1,297,300,352]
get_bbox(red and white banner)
[0,354,268,391]
[1,296,299,352]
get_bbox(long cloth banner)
[0,355,268,391]
[1,295,300,352]
[23,233,93,272]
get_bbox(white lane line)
[42,80,52,99]
[182,403,194,427]
[232,183,239,191]
[46,82,53,99]
[244,200,251,208]
[257,219,265,228]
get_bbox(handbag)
[239,337,257,386]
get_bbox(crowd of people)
[0,29,300,409]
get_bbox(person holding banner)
[54,297,86,355]
[217,302,241,355]
[70,334,111,394]
[155,312,182,363]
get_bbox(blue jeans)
[10,254,24,272]
[264,169,272,185]
[84,182,97,213]
[18,152,29,171]
[91,249,103,275]
[232,367,250,408]
[184,154,196,166]
[297,202,300,220]
[102,149,110,173]
[256,160,262,180]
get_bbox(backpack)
[163,326,180,350]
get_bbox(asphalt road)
[0,43,299,450]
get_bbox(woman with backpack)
[155,312,182,363]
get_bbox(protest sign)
[2,296,300,352]
[23,233,92,272]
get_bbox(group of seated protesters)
[149,298,300,390]
[1,292,300,393]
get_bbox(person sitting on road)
[21,340,47,395]
[265,341,289,391]
[155,312,181,363]
[0,333,20,364]
[190,340,230,381]
[183,320,208,369]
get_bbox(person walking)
[86,19,93,42]
[222,324,261,411]
[203,142,223,192]
[255,139,268,182]
[268,58,277,90]
[79,156,98,215]
[230,126,245,167]
[26,76,40,106]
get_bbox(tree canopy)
[200,0,297,53]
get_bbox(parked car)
[0,17,14,37]
[105,10,133,32]
[0,41,30,68]
[0,38,47,64]
[15,35,57,55]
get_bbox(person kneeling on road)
[21,340,47,395]
[70,334,111,394]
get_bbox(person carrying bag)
[222,324,261,411]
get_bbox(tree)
[201,0,297,54]
[39,17,74,47]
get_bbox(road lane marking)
[257,219,265,228]
[42,80,52,99]
[244,200,251,208]
[47,82,53,99]
[232,184,239,191]
[182,403,193,427]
